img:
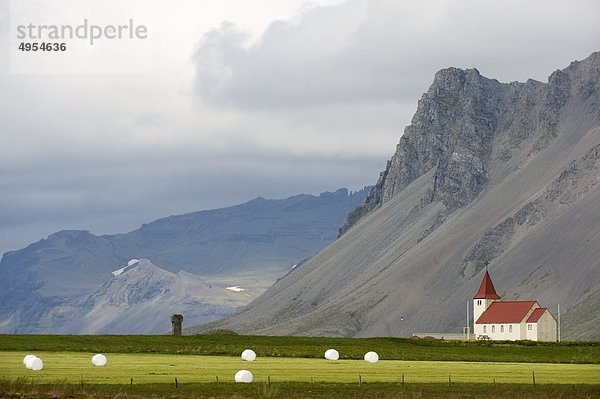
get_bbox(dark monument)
[171,314,183,336]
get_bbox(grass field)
[1,351,599,385]
[1,335,599,398]
[1,334,598,364]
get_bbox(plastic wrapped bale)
[26,357,43,371]
[234,370,253,383]
[25,356,38,369]
[364,351,379,363]
[92,354,107,366]
[23,355,37,366]
[324,349,339,360]
[241,349,256,362]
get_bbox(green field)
[1,335,599,398]
[1,351,599,385]
[1,334,598,363]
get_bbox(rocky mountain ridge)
[341,55,597,236]
[201,52,600,340]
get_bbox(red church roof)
[526,307,548,323]
[473,270,501,299]
[476,301,538,324]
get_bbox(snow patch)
[112,259,141,277]
[226,286,245,293]
[112,267,126,277]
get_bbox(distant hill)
[198,52,600,340]
[0,188,369,333]
[40,259,250,334]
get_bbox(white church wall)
[520,321,528,340]
[536,311,557,342]
[474,322,486,339]
[525,322,538,340]
[475,323,522,340]
[495,323,521,340]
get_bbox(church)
[473,270,557,341]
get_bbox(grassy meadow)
[1,351,599,385]
[1,334,598,363]
[0,334,599,398]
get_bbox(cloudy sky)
[0,0,599,255]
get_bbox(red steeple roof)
[473,270,501,299]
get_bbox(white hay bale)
[364,351,379,363]
[92,354,107,366]
[23,355,37,366]
[324,349,339,360]
[25,356,37,369]
[27,357,43,371]
[234,369,253,383]
[241,349,256,362]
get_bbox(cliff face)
[205,52,600,339]
[340,68,505,236]
[340,57,587,236]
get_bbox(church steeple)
[473,269,501,325]
[473,270,501,299]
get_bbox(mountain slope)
[0,188,368,333]
[199,52,600,339]
[109,188,369,275]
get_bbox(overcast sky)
[0,0,599,255]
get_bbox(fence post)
[448,374,452,386]
[402,371,405,387]
[358,374,362,386]
[130,378,133,387]
[268,375,271,389]
[175,377,178,388]
[532,370,536,387]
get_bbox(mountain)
[196,52,600,340]
[36,259,249,334]
[0,188,369,333]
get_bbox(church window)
[492,325,495,333]
[509,325,513,333]
[528,324,532,330]
[501,325,504,333]
[483,325,486,333]
[477,300,482,306]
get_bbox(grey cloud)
[2,0,600,257]
[135,111,166,127]
[193,0,600,109]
